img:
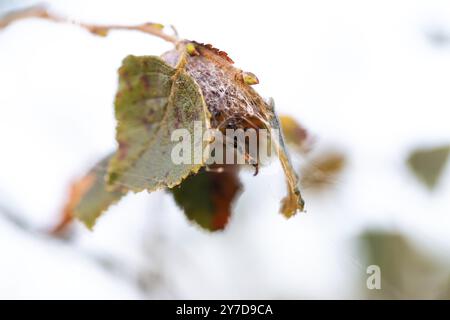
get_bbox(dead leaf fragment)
[301,151,347,191]
[279,115,312,154]
[53,171,95,234]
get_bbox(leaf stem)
[0,6,179,44]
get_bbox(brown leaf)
[52,172,95,235]
[163,42,306,216]
[279,115,312,154]
[170,165,242,231]
[301,151,346,191]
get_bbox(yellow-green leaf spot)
[242,71,259,85]
[149,23,164,30]
[89,26,109,37]
[186,42,199,56]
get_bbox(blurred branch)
[0,5,178,44]
[0,200,34,233]
[0,197,140,290]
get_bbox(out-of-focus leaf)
[360,231,450,299]
[170,165,242,231]
[279,115,312,154]
[107,55,212,192]
[407,145,450,189]
[300,151,346,192]
[68,155,126,229]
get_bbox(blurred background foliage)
[360,230,450,299]
[0,0,449,299]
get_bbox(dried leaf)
[301,151,346,191]
[68,155,126,229]
[171,165,242,231]
[265,100,305,216]
[407,145,450,190]
[107,55,212,192]
[53,171,96,234]
[279,115,312,154]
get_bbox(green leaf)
[170,166,242,231]
[360,231,449,299]
[73,155,126,229]
[407,145,450,190]
[107,55,212,192]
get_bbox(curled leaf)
[265,100,305,216]
[163,43,305,217]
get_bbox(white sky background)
[0,0,449,299]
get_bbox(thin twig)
[0,6,179,44]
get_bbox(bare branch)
[0,6,179,44]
